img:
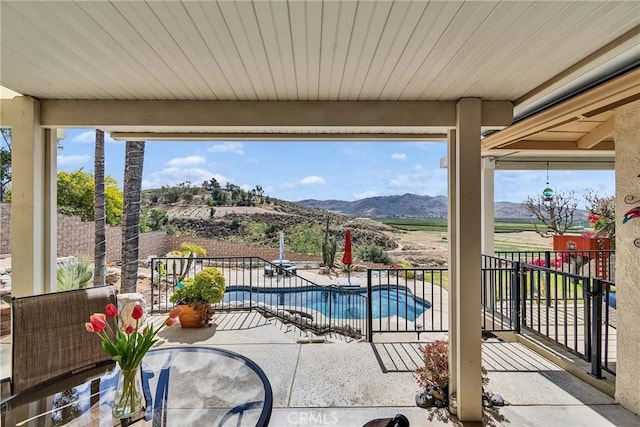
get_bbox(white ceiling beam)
[498,140,615,151]
[39,100,512,128]
[482,68,640,149]
[108,132,448,141]
[494,159,614,171]
[576,116,615,149]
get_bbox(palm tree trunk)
[121,141,145,293]
[94,129,106,287]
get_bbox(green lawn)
[376,217,546,233]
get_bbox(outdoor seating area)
[1,1,639,423]
[263,260,298,277]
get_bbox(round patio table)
[0,346,272,427]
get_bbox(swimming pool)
[222,285,431,321]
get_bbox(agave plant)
[57,258,93,291]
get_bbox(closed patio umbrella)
[279,231,285,261]
[342,229,353,284]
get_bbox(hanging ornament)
[543,162,554,202]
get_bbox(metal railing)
[518,262,616,377]
[149,256,366,339]
[149,254,615,378]
[482,255,521,332]
[496,249,614,282]
[365,267,448,340]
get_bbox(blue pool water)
[222,286,431,321]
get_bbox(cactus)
[321,217,337,268]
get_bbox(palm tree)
[121,141,145,293]
[94,129,106,287]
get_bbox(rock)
[105,267,121,285]
[490,394,505,406]
[415,391,434,408]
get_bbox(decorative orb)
[543,187,554,202]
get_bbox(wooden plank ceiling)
[1,0,639,143]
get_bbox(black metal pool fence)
[150,253,615,378]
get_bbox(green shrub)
[355,244,392,265]
[170,267,226,305]
[57,258,93,291]
[289,222,324,255]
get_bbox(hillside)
[299,193,588,221]
[148,197,403,251]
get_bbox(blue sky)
[56,129,615,207]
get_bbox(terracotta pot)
[177,304,207,328]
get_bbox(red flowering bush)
[415,340,449,390]
[86,303,181,370]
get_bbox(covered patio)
[1,0,639,421]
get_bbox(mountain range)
[298,193,585,220]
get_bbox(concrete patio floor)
[149,310,639,427]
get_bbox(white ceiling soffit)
[1,0,639,110]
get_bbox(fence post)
[513,261,521,333]
[590,278,603,379]
[249,257,253,310]
[544,251,551,306]
[367,269,373,343]
[328,286,332,332]
[150,258,156,314]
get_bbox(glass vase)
[112,365,145,418]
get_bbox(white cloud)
[299,176,325,186]
[207,142,244,154]
[70,130,119,144]
[353,190,380,199]
[166,156,206,167]
[57,154,91,166]
[391,153,407,161]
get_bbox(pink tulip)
[85,322,95,332]
[90,316,107,333]
[125,324,134,334]
[105,303,118,318]
[169,307,183,319]
[92,313,106,321]
[131,304,144,320]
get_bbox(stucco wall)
[614,100,640,415]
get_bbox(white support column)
[614,100,640,415]
[455,98,483,421]
[447,129,458,398]
[10,96,49,296]
[44,128,58,293]
[481,158,495,256]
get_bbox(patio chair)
[8,286,117,395]
[363,413,410,427]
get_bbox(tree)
[57,170,123,225]
[94,129,106,287]
[524,190,578,237]
[121,141,145,293]
[0,129,11,202]
[584,190,615,238]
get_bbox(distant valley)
[298,193,587,221]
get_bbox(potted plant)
[414,340,491,410]
[169,267,226,328]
